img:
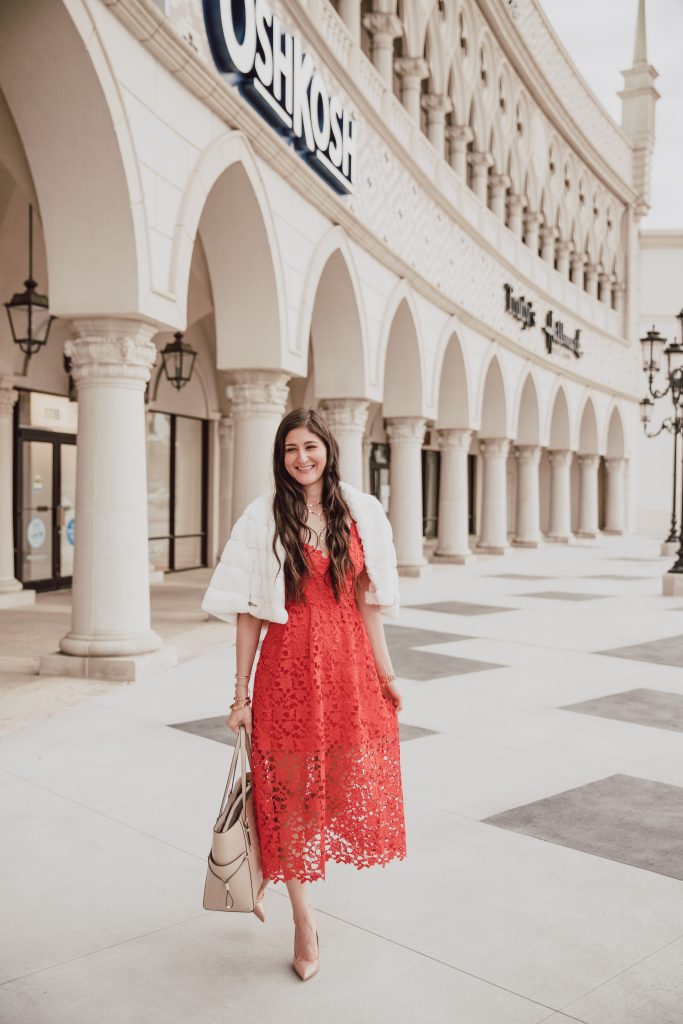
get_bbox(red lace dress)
[250,520,407,883]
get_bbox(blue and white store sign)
[203,0,356,194]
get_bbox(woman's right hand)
[226,704,252,737]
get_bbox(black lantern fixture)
[4,205,55,361]
[160,331,197,390]
[640,314,683,575]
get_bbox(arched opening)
[542,385,572,536]
[476,356,510,551]
[307,249,367,399]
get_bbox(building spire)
[633,0,647,66]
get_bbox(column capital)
[467,150,493,170]
[445,124,474,148]
[436,427,472,451]
[604,456,625,473]
[578,453,600,468]
[420,92,452,115]
[64,319,158,387]
[570,251,586,272]
[523,210,543,229]
[385,416,426,445]
[584,262,599,280]
[0,381,18,415]
[556,240,574,257]
[479,437,510,456]
[506,193,526,213]
[318,398,370,432]
[361,11,402,39]
[227,370,290,414]
[539,224,557,241]
[218,416,234,444]
[514,444,541,464]
[393,55,429,80]
[489,173,511,196]
[548,449,573,467]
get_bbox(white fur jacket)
[202,481,400,626]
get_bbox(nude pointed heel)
[253,895,266,923]
[292,928,320,981]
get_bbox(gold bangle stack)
[378,671,397,686]
[231,672,251,712]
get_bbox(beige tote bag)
[203,725,263,912]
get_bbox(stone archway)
[545,385,573,541]
[512,373,542,547]
[433,331,471,560]
[575,397,600,537]
[477,355,510,553]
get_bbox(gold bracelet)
[230,695,251,711]
[378,671,397,685]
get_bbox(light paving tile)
[311,821,683,1008]
[0,903,555,1024]
[0,770,203,984]
[562,936,683,1024]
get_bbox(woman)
[202,407,406,981]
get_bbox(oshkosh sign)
[203,0,356,194]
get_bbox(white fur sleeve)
[363,497,400,619]
[201,512,254,625]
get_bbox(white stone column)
[468,151,492,202]
[46,320,174,679]
[506,194,525,238]
[513,445,541,547]
[598,271,612,304]
[338,0,361,45]
[318,398,369,491]
[218,415,234,547]
[547,449,572,543]
[446,125,473,178]
[393,56,428,124]
[576,454,600,538]
[421,93,452,158]
[570,251,585,290]
[227,370,290,523]
[488,173,511,221]
[604,457,626,534]
[585,263,598,298]
[612,281,625,312]
[555,241,572,278]
[361,11,402,86]
[385,417,426,572]
[539,225,557,263]
[477,438,509,554]
[523,211,542,254]
[434,428,471,562]
[0,382,33,607]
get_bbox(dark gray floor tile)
[406,600,514,616]
[562,688,683,733]
[519,591,608,601]
[392,649,502,679]
[171,716,236,746]
[483,774,683,881]
[170,717,436,745]
[492,573,553,580]
[581,574,651,581]
[384,624,470,648]
[599,634,683,668]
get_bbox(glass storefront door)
[16,434,77,589]
[146,411,207,572]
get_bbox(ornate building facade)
[0,0,658,678]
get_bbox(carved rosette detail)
[318,399,370,433]
[478,437,510,457]
[385,416,427,446]
[548,449,573,467]
[227,371,290,415]
[64,320,158,386]
[0,383,18,416]
[514,444,541,464]
[436,428,472,452]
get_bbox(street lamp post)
[640,314,683,585]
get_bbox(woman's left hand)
[381,677,403,712]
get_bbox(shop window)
[146,411,208,573]
[422,448,440,540]
[369,443,390,514]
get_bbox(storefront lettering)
[203,0,356,194]
[503,285,583,358]
[543,310,582,358]
[504,284,535,330]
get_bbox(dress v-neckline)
[304,519,356,560]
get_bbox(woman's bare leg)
[286,878,318,959]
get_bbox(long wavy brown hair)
[272,408,356,605]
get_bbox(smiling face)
[283,426,328,492]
